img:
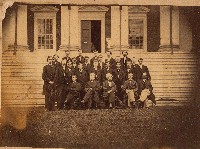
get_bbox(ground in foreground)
[0,106,200,148]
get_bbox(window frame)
[128,13,147,52]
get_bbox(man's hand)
[49,81,54,84]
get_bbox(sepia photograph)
[0,0,200,148]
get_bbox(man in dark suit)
[113,62,127,101]
[76,49,85,65]
[135,58,151,95]
[42,56,56,111]
[89,59,102,83]
[102,60,114,82]
[52,55,65,110]
[90,50,99,66]
[75,62,88,88]
[120,51,131,69]
[65,75,82,109]
[97,54,105,70]
[62,50,71,62]
[81,73,101,109]
[103,73,117,109]
[105,50,116,69]
[83,56,91,76]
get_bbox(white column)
[69,6,79,51]
[159,6,171,50]
[59,6,69,51]
[172,6,180,48]
[111,6,120,54]
[17,5,28,50]
[121,6,129,51]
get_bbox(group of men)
[42,49,155,111]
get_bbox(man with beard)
[120,51,131,69]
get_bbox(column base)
[7,45,29,52]
[59,44,70,51]
[158,45,180,52]
[59,44,79,52]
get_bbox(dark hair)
[122,51,128,55]
[47,56,52,62]
[53,54,59,58]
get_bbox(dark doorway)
[91,20,101,53]
[81,20,101,53]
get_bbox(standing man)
[105,50,116,69]
[76,49,85,65]
[136,58,151,95]
[120,51,131,69]
[62,50,71,62]
[52,54,65,110]
[90,50,99,66]
[42,56,56,111]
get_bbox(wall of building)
[179,7,192,51]
[147,5,160,52]
[2,6,15,51]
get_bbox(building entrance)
[81,20,101,53]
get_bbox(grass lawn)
[0,106,200,149]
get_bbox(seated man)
[81,73,101,109]
[103,73,117,109]
[65,75,82,109]
[122,73,138,108]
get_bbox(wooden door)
[81,21,92,53]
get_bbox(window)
[128,19,144,49]
[128,6,149,51]
[37,19,53,49]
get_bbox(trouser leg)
[55,85,64,110]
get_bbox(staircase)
[1,50,200,107]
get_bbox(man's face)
[94,61,98,67]
[72,76,77,82]
[78,63,83,69]
[48,58,53,65]
[139,60,143,65]
[90,73,95,81]
[127,61,132,68]
[94,52,98,57]
[52,57,56,62]
[67,61,72,67]
[116,63,121,68]
[123,52,127,57]
[106,51,111,56]
[65,51,70,56]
